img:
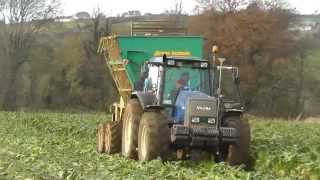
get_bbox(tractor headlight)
[191,117,200,123]
[200,62,208,68]
[208,118,216,124]
[167,60,175,66]
[224,103,232,109]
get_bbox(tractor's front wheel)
[138,112,170,161]
[222,116,251,167]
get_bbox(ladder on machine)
[98,36,132,121]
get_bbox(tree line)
[0,1,116,112]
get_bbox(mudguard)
[132,92,158,110]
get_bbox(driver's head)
[180,72,189,84]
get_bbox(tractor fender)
[223,110,243,119]
[131,92,158,110]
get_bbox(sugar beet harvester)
[96,35,250,166]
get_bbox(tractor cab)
[139,55,243,124]
[141,57,210,102]
[140,56,213,124]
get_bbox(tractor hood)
[174,90,217,124]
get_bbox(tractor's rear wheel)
[138,112,170,161]
[105,121,122,154]
[122,99,143,159]
[222,116,251,167]
[97,123,106,153]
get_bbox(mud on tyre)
[138,112,170,161]
[221,116,251,167]
[121,99,143,159]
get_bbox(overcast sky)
[61,0,319,16]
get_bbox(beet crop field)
[0,112,319,179]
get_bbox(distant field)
[0,112,319,179]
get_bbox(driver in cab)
[171,72,190,103]
[175,72,190,90]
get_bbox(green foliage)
[251,116,320,179]
[0,20,116,112]
[0,112,319,179]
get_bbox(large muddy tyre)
[121,99,143,159]
[138,112,170,162]
[105,121,122,154]
[222,116,251,167]
[97,123,107,153]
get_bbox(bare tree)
[5,0,58,23]
[162,0,184,15]
[216,0,246,12]
[195,0,246,13]
[263,0,290,10]
[80,7,111,57]
[0,0,60,110]
[173,0,183,15]
[194,0,213,11]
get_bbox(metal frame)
[130,20,187,36]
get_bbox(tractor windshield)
[163,63,210,105]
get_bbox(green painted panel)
[126,51,149,83]
[117,36,203,84]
